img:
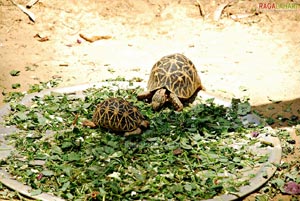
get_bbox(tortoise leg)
[124,128,142,136]
[151,88,167,111]
[137,91,152,100]
[82,120,97,128]
[140,120,150,128]
[169,92,183,111]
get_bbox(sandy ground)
[0,0,300,200]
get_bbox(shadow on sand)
[252,97,300,128]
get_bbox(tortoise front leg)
[169,92,183,111]
[137,90,152,100]
[151,88,167,111]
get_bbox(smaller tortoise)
[138,53,204,111]
[83,98,149,136]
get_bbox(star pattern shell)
[147,53,202,99]
[92,98,145,132]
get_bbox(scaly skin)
[151,88,167,111]
[137,91,152,100]
[82,120,97,128]
[169,92,183,111]
[124,120,149,136]
[138,88,183,111]
[124,128,142,136]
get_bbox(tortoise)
[137,53,204,111]
[83,98,149,136]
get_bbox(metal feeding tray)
[0,82,282,201]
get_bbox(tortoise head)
[151,88,167,111]
[140,120,150,128]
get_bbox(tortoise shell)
[92,98,148,133]
[147,53,203,100]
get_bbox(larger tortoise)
[138,53,204,111]
[83,98,149,136]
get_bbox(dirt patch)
[1,0,300,200]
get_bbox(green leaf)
[61,141,73,149]
[65,193,74,200]
[255,194,269,201]
[37,115,47,125]
[12,83,21,89]
[169,184,183,192]
[266,117,275,125]
[10,70,20,76]
[15,112,28,121]
[191,133,202,142]
[270,178,285,189]
[110,151,123,158]
[233,157,241,162]
[62,165,72,177]
[51,145,63,155]
[30,189,42,196]
[41,170,54,176]
[184,183,193,192]
[61,181,70,191]
[237,102,251,115]
[67,152,81,161]
[82,103,91,109]
[180,138,193,150]
[49,155,62,161]
[226,186,238,192]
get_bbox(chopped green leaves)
[232,98,251,116]
[3,92,25,103]
[1,86,270,200]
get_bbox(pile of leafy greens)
[1,84,269,200]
